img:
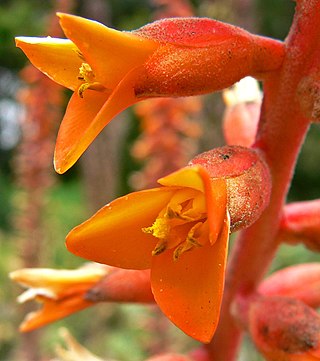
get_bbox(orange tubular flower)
[10,264,110,332]
[67,166,230,343]
[66,146,271,343]
[16,13,284,174]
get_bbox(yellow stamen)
[142,189,208,261]
[77,62,105,98]
[142,217,171,240]
[173,222,203,261]
[152,241,167,256]
[165,206,195,221]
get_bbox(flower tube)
[66,146,271,342]
[16,14,284,173]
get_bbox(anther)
[152,241,167,256]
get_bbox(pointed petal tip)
[53,154,73,175]
[56,12,71,20]
[9,270,18,281]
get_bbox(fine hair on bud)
[189,145,271,232]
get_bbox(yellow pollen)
[142,190,207,261]
[142,218,170,240]
[77,62,105,98]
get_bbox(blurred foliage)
[256,0,295,39]
[0,0,51,70]
[0,1,319,361]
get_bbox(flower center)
[142,189,208,261]
[77,62,106,98]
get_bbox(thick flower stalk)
[66,145,271,343]
[10,264,110,332]
[16,13,284,173]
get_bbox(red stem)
[205,1,320,360]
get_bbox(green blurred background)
[0,0,319,360]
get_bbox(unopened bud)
[280,199,320,251]
[249,296,320,361]
[189,145,271,232]
[222,77,261,147]
[259,263,320,308]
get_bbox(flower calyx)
[189,145,271,232]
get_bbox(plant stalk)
[205,1,320,360]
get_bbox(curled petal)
[58,13,158,89]
[158,166,227,243]
[15,37,82,91]
[54,67,142,174]
[189,146,271,232]
[19,288,93,332]
[10,265,109,291]
[151,213,230,343]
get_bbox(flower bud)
[222,77,261,147]
[249,296,320,361]
[189,145,271,232]
[134,18,284,98]
[279,199,320,251]
[259,263,320,308]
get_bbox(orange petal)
[15,37,82,91]
[66,187,177,269]
[20,294,92,332]
[54,66,142,174]
[58,13,158,89]
[158,166,227,243]
[151,213,230,343]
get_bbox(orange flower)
[10,263,110,332]
[16,13,284,173]
[66,166,230,343]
